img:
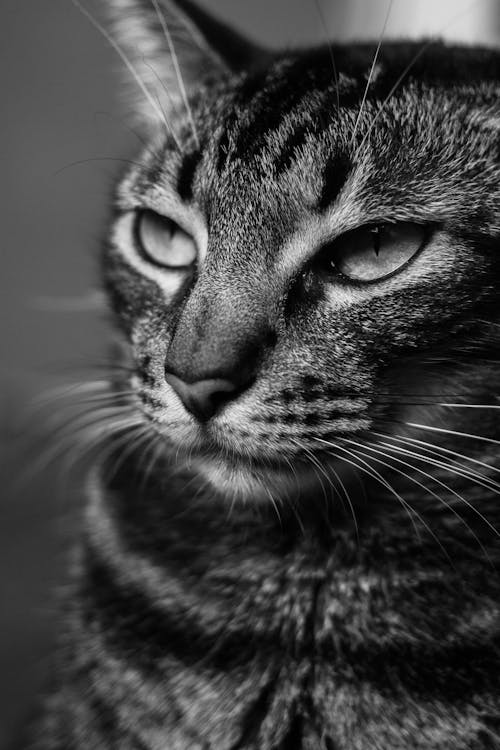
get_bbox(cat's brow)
[115,180,186,216]
[176,149,203,203]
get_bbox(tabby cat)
[31,1,500,748]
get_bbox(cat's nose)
[164,372,238,422]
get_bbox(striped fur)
[31,2,500,748]
[34,458,500,749]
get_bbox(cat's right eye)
[135,209,197,269]
[316,222,429,284]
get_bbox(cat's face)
[105,3,500,499]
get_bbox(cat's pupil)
[370,225,383,257]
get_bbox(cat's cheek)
[103,252,167,338]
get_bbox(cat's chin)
[189,453,333,503]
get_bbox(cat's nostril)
[164,372,238,422]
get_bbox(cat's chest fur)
[36,464,499,750]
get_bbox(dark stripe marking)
[276,713,304,750]
[232,63,326,162]
[82,549,500,703]
[177,149,202,202]
[229,676,278,749]
[233,47,369,163]
[274,123,312,175]
[216,68,271,173]
[83,550,262,671]
[317,152,351,210]
[218,54,336,171]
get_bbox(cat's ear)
[107,0,267,126]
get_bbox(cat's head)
[104,0,500,501]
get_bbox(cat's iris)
[135,209,197,269]
[323,222,429,283]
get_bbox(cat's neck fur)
[37,421,500,750]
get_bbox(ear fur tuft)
[106,0,267,127]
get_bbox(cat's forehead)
[120,42,499,236]
[200,40,500,144]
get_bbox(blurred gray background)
[2,0,499,746]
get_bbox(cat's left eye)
[135,209,197,269]
[318,222,429,283]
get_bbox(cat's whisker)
[57,420,146,483]
[373,430,500,477]
[329,440,455,565]
[300,445,334,503]
[281,448,306,501]
[133,431,156,491]
[405,421,500,448]
[138,432,166,495]
[354,47,427,162]
[56,359,135,375]
[96,425,141,479]
[46,408,141,453]
[290,438,344,527]
[311,0,340,111]
[149,84,183,153]
[27,396,136,436]
[374,448,499,559]
[70,0,180,150]
[478,319,500,328]
[30,380,113,408]
[174,435,184,467]
[150,0,199,148]
[53,156,148,178]
[104,423,154,483]
[93,110,153,151]
[376,423,500,494]
[439,403,500,409]
[350,0,395,147]
[374,437,500,498]
[261,479,284,528]
[40,404,138,436]
[32,390,136,416]
[344,436,497,559]
[302,442,360,541]
[288,495,307,536]
[23,412,143,489]
[73,390,136,405]
[313,437,422,542]
[225,481,239,521]
[27,409,141,481]
[291,438,331,493]
[142,57,182,122]
[354,0,484,161]
[57,419,145,481]
[330,462,359,541]
[304,458,329,507]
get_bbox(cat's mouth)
[138,389,366,501]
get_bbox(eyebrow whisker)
[71,0,181,151]
[350,0,395,148]
[311,0,340,112]
[150,0,200,149]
